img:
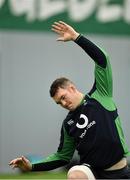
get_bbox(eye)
[61,95,66,100]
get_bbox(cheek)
[66,94,71,102]
[68,94,75,103]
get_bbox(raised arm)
[52,21,113,98]
[52,21,107,68]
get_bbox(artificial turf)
[0,171,67,179]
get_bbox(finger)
[9,158,21,165]
[59,21,69,27]
[12,164,18,169]
[52,24,62,31]
[51,28,62,35]
[57,37,64,42]
[9,162,18,168]
[54,22,65,29]
[9,158,17,165]
[9,161,14,165]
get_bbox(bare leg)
[67,165,96,180]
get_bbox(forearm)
[32,159,68,171]
[31,124,75,171]
[74,35,107,68]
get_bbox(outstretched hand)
[52,21,80,42]
[9,156,32,172]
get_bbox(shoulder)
[63,111,75,129]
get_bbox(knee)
[67,165,95,180]
[68,169,88,179]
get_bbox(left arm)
[52,21,113,97]
[32,125,76,171]
[74,35,113,97]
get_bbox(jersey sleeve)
[74,35,113,98]
[32,125,76,171]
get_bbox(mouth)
[67,104,74,110]
[64,104,72,110]
[63,102,74,110]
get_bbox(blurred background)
[0,0,130,177]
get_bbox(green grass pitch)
[0,171,67,179]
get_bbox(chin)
[68,106,76,111]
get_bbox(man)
[9,21,130,179]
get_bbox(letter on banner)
[69,0,96,21]
[97,0,122,22]
[0,0,5,8]
[9,0,36,22]
[124,0,130,23]
[38,0,66,20]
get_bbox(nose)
[61,100,67,107]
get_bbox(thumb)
[21,156,32,171]
[21,156,28,163]
[57,37,64,41]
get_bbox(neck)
[77,92,84,107]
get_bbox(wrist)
[72,32,80,41]
[74,34,82,42]
[31,164,34,171]
[30,163,33,171]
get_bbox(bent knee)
[68,170,88,179]
[67,165,96,180]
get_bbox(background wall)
[0,31,130,173]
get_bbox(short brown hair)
[49,77,73,97]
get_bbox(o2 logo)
[76,114,88,129]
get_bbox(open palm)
[52,21,79,41]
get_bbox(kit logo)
[67,119,74,125]
[76,114,88,129]
[76,114,96,138]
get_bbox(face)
[53,86,78,111]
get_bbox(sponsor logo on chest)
[68,114,96,139]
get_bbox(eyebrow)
[56,100,63,105]
[55,97,61,105]
[55,95,65,105]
